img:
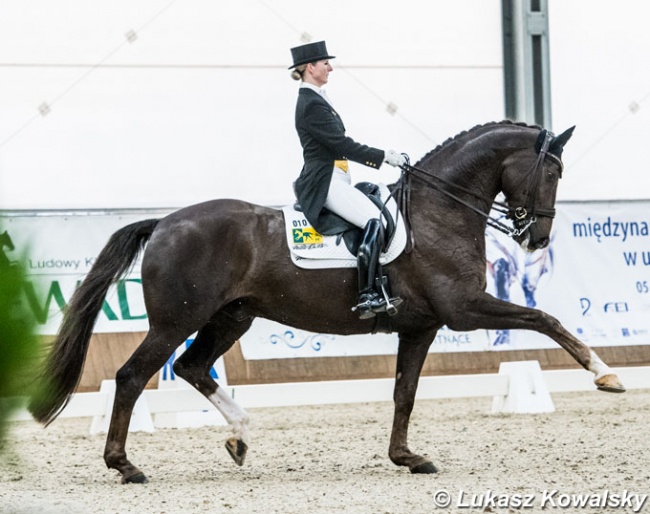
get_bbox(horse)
[28,121,625,484]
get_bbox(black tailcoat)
[293,88,384,235]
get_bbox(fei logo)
[604,302,629,313]
[292,227,323,244]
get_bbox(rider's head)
[289,41,335,84]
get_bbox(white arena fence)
[7,362,650,434]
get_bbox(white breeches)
[324,167,382,229]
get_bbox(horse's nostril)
[535,238,550,250]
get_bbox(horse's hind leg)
[103,326,186,484]
[389,329,439,474]
[172,314,254,466]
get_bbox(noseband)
[395,130,562,242]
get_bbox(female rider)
[289,41,406,319]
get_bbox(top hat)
[288,41,335,69]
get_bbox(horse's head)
[501,126,575,252]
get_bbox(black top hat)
[288,41,335,69]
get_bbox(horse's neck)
[435,136,504,192]
[410,155,500,220]
[407,141,506,247]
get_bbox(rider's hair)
[290,64,307,81]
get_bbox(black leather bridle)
[394,130,562,245]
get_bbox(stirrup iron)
[378,276,402,316]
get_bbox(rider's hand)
[384,150,407,167]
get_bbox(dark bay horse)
[29,121,625,484]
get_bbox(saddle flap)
[282,183,407,270]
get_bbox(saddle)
[282,182,407,270]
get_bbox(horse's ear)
[549,126,576,157]
[535,129,548,154]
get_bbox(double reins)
[394,130,562,242]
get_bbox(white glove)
[384,150,406,167]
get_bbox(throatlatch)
[353,218,403,319]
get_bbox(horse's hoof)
[121,471,148,484]
[410,461,438,474]
[225,437,248,466]
[595,373,626,393]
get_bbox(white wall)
[0,0,648,209]
[549,0,650,201]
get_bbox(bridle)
[393,130,563,247]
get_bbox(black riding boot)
[354,219,400,319]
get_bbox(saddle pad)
[282,183,407,270]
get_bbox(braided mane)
[417,120,540,165]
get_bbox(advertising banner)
[2,201,649,359]
[1,211,168,334]
[481,201,650,351]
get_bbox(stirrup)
[377,275,403,317]
[384,296,403,316]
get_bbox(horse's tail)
[29,218,160,425]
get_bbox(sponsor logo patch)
[292,228,323,244]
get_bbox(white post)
[90,380,155,434]
[492,360,555,414]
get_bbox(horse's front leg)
[389,330,439,474]
[453,293,625,393]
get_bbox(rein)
[394,131,562,247]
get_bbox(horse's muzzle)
[532,237,550,250]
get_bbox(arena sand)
[1,389,648,514]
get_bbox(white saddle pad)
[282,183,407,269]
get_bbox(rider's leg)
[324,169,401,318]
[323,168,382,228]
[355,218,388,319]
